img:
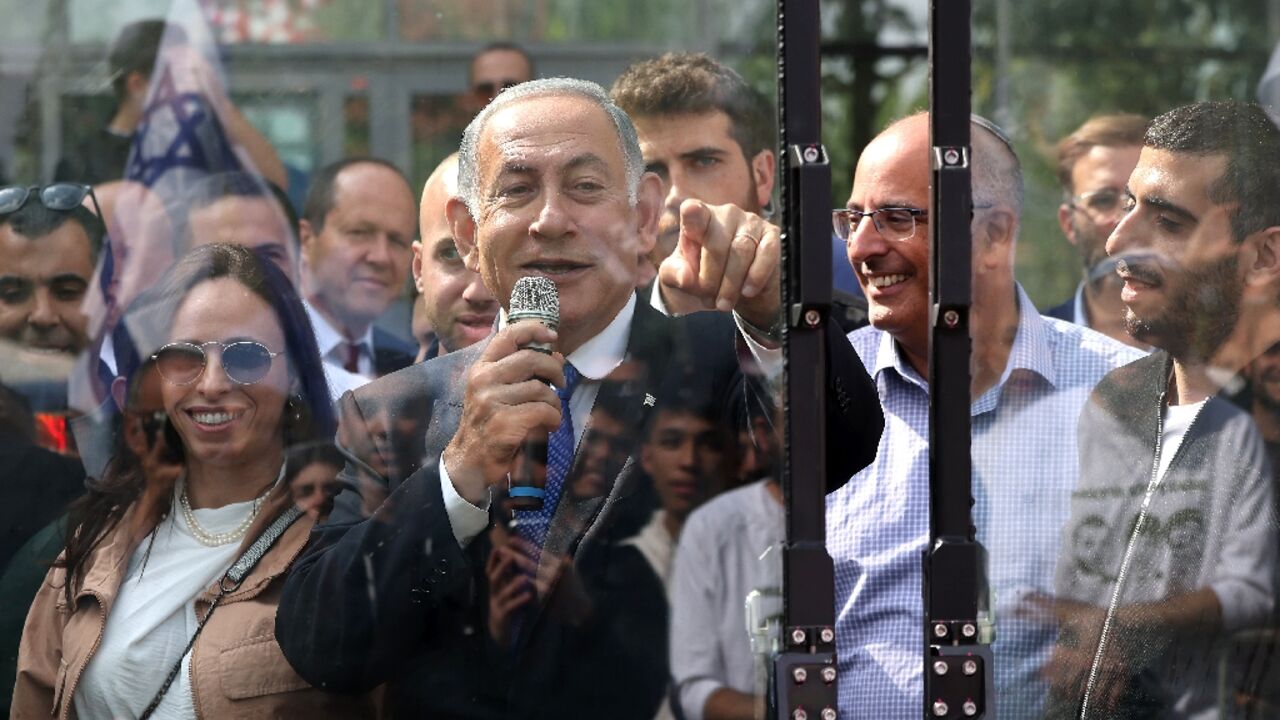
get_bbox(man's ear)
[974,208,1017,271]
[110,376,129,412]
[750,149,776,211]
[446,197,480,273]
[634,172,663,258]
[1246,226,1280,288]
[1057,203,1079,246]
[411,239,425,294]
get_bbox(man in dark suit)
[276,78,882,718]
[299,158,420,378]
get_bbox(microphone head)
[508,276,559,330]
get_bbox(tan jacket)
[11,507,375,719]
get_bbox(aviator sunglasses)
[152,340,283,386]
[0,183,105,220]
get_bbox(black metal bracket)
[774,0,838,718]
[925,0,993,717]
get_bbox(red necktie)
[343,341,363,375]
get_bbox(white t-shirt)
[1156,400,1207,482]
[74,487,259,720]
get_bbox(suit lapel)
[531,300,670,607]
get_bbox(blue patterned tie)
[514,361,581,551]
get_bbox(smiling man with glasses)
[1045,114,1150,349]
[0,183,106,357]
[826,113,1143,719]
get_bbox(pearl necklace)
[179,477,273,547]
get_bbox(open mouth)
[1115,258,1162,289]
[522,260,591,278]
[186,409,244,429]
[866,273,909,290]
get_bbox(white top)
[74,487,260,720]
[1156,399,1207,482]
[304,299,377,379]
[670,480,784,720]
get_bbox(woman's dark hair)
[58,243,333,604]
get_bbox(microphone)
[507,277,560,511]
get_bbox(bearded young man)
[1045,100,1280,720]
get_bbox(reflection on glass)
[0,2,897,719]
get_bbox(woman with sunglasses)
[13,243,374,718]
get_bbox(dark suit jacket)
[372,327,417,377]
[1043,284,1079,324]
[276,301,882,718]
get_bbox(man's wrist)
[736,309,783,345]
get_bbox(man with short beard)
[1045,101,1280,720]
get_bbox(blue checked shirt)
[826,285,1144,719]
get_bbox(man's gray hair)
[457,77,646,218]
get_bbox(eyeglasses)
[152,340,283,386]
[832,207,928,242]
[1069,187,1127,219]
[0,184,104,221]
[472,79,521,98]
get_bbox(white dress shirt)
[304,300,377,379]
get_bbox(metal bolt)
[933,622,949,638]
[963,700,979,716]
[793,667,808,684]
[961,623,977,638]
[820,627,836,644]
[943,310,960,328]
[944,149,961,165]
[804,309,821,327]
[821,667,837,684]
[821,709,838,720]
[793,709,808,720]
[932,700,949,717]
[803,146,821,163]
[933,660,949,676]
[962,659,978,676]
[791,628,807,645]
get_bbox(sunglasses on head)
[152,340,283,386]
[0,183,104,220]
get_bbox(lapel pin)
[643,393,656,407]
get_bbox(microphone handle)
[508,331,554,511]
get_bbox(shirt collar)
[1072,282,1089,327]
[497,293,635,381]
[870,283,1057,397]
[304,300,374,355]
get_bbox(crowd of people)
[0,11,1278,720]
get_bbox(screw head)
[804,309,821,327]
[933,622,949,638]
[791,628,807,645]
[793,667,808,684]
[820,627,836,643]
[933,660,949,676]
[943,310,960,328]
[962,659,978,676]
[961,623,977,638]
[803,146,821,163]
[793,709,808,720]
[932,700,949,717]
[944,148,961,165]
[821,667,838,684]
[821,709,838,720]
[963,700,979,716]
